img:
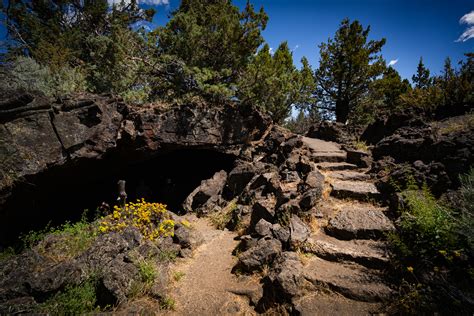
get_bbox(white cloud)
[457,10,474,42]
[388,59,398,66]
[292,44,300,52]
[108,0,169,6]
[139,0,169,5]
[269,47,274,55]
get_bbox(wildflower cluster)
[99,199,175,240]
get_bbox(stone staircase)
[296,137,396,313]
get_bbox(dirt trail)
[166,215,258,316]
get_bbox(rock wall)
[0,92,272,243]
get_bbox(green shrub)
[39,279,99,314]
[1,56,52,95]
[159,296,176,310]
[389,169,474,313]
[138,259,157,285]
[128,258,158,298]
[390,185,456,262]
[21,211,96,260]
[157,249,178,262]
[456,167,474,249]
[0,57,86,97]
[0,247,15,262]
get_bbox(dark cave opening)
[0,148,236,247]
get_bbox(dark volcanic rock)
[0,93,272,244]
[183,170,228,213]
[371,114,474,194]
[289,215,310,247]
[237,237,282,272]
[306,121,350,143]
[254,218,273,237]
[271,252,307,299]
[346,149,372,168]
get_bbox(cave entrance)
[0,148,236,247]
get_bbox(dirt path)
[166,215,258,316]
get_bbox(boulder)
[271,252,307,299]
[299,189,322,212]
[237,237,282,272]
[250,196,277,227]
[183,170,227,212]
[346,149,372,168]
[289,215,310,247]
[223,163,260,200]
[254,219,273,237]
[271,223,291,245]
[173,225,204,250]
[306,121,350,143]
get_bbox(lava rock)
[299,189,322,212]
[271,252,306,299]
[183,170,227,212]
[237,237,282,272]
[250,196,277,227]
[346,149,372,168]
[173,225,203,250]
[254,219,273,237]
[271,223,291,245]
[289,215,310,247]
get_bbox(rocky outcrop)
[0,92,272,244]
[370,113,474,195]
[306,121,354,144]
[0,218,201,312]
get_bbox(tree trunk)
[335,99,349,123]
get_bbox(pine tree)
[152,0,268,100]
[315,18,386,123]
[412,57,432,89]
[238,42,315,123]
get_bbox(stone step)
[293,293,383,316]
[304,257,394,302]
[302,137,342,153]
[302,233,390,269]
[316,162,358,171]
[325,207,395,240]
[330,180,380,201]
[311,151,347,163]
[326,170,371,181]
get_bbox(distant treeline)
[1,0,472,124]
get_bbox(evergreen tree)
[3,0,156,96]
[294,57,316,112]
[238,42,314,123]
[152,0,268,100]
[412,57,432,89]
[315,18,386,123]
[354,66,411,124]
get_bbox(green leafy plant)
[173,271,185,282]
[22,211,97,261]
[38,278,99,314]
[138,259,157,285]
[0,247,15,262]
[159,296,176,310]
[389,169,474,313]
[157,249,178,262]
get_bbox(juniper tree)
[412,57,432,89]
[315,18,386,123]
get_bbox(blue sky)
[2,0,473,81]
[148,0,474,80]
